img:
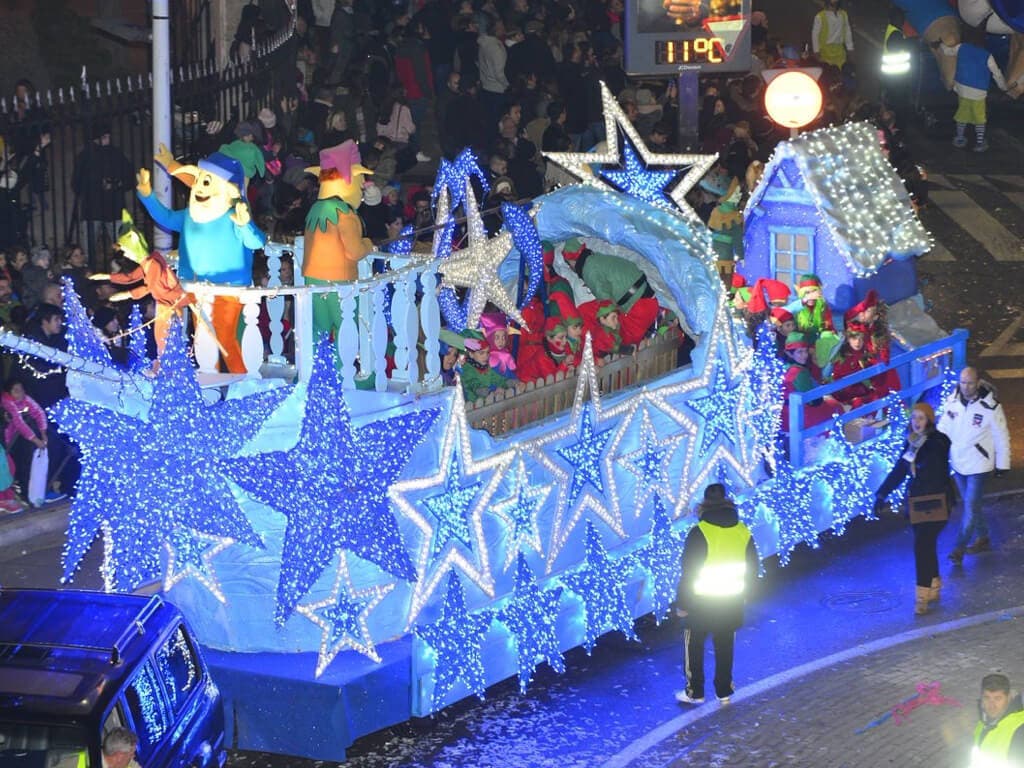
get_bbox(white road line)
[930,190,1024,261]
[920,242,955,261]
[960,174,999,192]
[599,606,1024,768]
[981,312,1024,358]
[928,172,957,190]
[987,368,1024,379]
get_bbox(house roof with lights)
[744,121,931,274]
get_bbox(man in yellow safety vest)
[881,6,914,124]
[969,674,1024,766]
[812,0,854,70]
[674,483,758,706]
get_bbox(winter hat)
[595,300,619,319]
[362,183,382,206]
[796,274,823,297]
[635,88,661,114]
[845,321,870,336]
[234,121,261,140]
[257,107,277,129]
[770,307,794,326]
[731,272,747,290]
[733,286,752,305]
[747,278,792,314]
[912,401,935,427]
[784,332,811,350]
[544,317,567,336]
[196,152,245,194]
[845,289,880,321]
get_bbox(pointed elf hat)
[305,139,372,182]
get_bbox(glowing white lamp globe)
[764,70,823,129]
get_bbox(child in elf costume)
[780,332,846,431]
[136,153,265,373]
[844,291,901,394]
[301,141,375,352]
[516,307,573,383]
[794,273,841,368]
[479,313,518,377]
[580,299,630,361]
[830,323,883,407]
[561,240,659,336]
[547,290,584,367]
[461,336,513,402]
[770,307,796,357]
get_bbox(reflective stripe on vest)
[971,710,1024,766]
[693,521,751,597]
[882,24,911,74]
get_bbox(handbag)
[27,446,49,507]
[908,493,949,525]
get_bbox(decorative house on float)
[741,121,931,313]
[0,94,962,763]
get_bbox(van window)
[156,625,199,713]
[124,663,170,754]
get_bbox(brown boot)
[966,536,991,554]
[929,577,941,603]
[948,547,965,566]
[915,585,930,615]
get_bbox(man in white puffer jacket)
[937,367,1011,564]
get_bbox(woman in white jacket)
[937,367,1011,564]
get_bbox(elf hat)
[846,289,880,321]
[784,332,811,350]
[306,140,373,183]
[464,337,491,353]
[595,300,619,319]
[770,307,794,326]
[747,278,792,314]
[544,316,567,336]
[195,152,245,194]
[733,286,752,305]
[845,321,871,336]
[796,274,823,296]
[731,272,747,290]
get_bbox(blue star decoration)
[634,495,685,623]
[557,403,616,509]
[423,455,483,557]
[61,276,113,366]
[496,554,565,693]
[164,528,233,603]
[616,406,683,516]
[560,521,637,653]
[599,133,678,208]
[126,302,152,373]
[490,457,551,572]
[740,442,817,566]
[221,337,439,623]
[414,570,494,708]
[294,554,394,676]
[686,364,745,462]
[51,316,290,591]
[432,148,490,210]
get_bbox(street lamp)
[762,69,823,138]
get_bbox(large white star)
[543,81,718,222]
[294,553,394,676]
[437,178,525,329]
[524,334,626,573]
[389,385,514,627]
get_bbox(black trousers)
[684,626,735,700]
[913,520,947,587]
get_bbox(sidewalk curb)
[601,605,1024,768]
[0,503,70,551]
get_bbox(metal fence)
[0,18,296,267]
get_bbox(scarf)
[904,430,928,476]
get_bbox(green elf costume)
[708,178,745,263]
[793,273,840,367]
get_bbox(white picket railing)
[184,239,445,392]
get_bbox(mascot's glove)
[230,200,251,227]
[154,142,175,169]
[136,168,151,197]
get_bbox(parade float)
[1,86,966,761]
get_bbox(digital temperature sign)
[625,0,752,74]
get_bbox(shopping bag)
[27,447,49,506]
[908,494,949,525]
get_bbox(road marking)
[920,242,955,262]
[981,312,1024,358]
[987,368,1024,379]
[960,174,999,192]
[989,175,1024,190]
[600,606,1024,768]
[930,190,1024,261]
[928,172,957,190]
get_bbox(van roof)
[0,589,182,721]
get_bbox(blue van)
[0,589,226,768]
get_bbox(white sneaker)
[674,690,705,704]
[415,151,431,162]
[717,696,731,705]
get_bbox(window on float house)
[769,227,815,289]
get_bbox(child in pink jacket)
[2,379,47,507]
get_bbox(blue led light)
[634,495,685,623]
[496,554,565,693]
[598,135,677,209]
[555,403,615,508]
[127,302,152,372]
[423,455,483,557]
[560,521,637,652]
[220,337,440,622]
[414,570,494,707]
[61,277,112,366]
[686,364,745,461]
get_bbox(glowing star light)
[163,529,234,603]
[543,81,717,222]
[490,457,552,572]
[615,405,683,515]
[437,177,525,329]
[633,495,685,623]
[561,521,637,652]
[414,570,494,707]
[496,554,565,692]
[221,337,439,623]
[294,553,395,676]
[390,385,513,627]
